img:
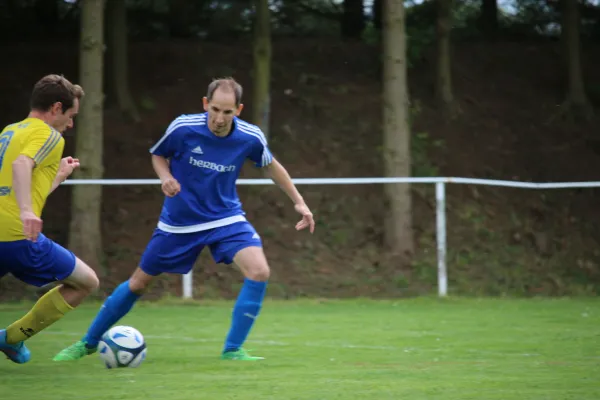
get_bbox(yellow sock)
[5,286,74,344]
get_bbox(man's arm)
[263,158,304,205]
[152,155,173,181]
[50,173,67,194]
[263,158,315,233]
[12,155,35,213]
[13,155,43,241]
[49,177,62,194]
[152,155,180,197]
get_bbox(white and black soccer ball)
[98,325,147,369]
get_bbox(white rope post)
[182,271,193,299]
[435,182,448,297]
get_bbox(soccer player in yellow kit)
[0,75,100,364]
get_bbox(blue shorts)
[0,233,77,287]
[139,221,262,276]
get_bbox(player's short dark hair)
[30,74,85,113]
[206,77,243,106]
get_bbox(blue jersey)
[149,113,273,233]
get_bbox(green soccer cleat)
[53,340,97,361]
[221,348,264,361]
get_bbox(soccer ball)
[98,325,147,369]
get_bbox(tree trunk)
[69,0,106,276]
[106,0,140,123]
[382,0,413,264]
[435,0,457,118]
[561,0,592,120]
[252,0,271,137]
[341,0,365,39]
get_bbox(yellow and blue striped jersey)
[0,118,64,241]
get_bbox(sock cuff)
[48,286,74,314]
[244,278,268,287]
[122,280,142,299]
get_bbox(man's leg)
[1,236,99,364]
[54,228,204,361]
[83,268,152,347]
[209,223,269,360]
[53,267,153,361]
[222,246,269,360]
[5,258,99,343]
[2,285,76,364]
[222,247,269,360]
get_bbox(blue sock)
[223,278,267,353]
[82,280,141,348]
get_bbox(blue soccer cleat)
[0,329,31,364]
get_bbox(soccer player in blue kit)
[54,77,315,361]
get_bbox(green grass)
[1,297,599,399]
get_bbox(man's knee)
[233,246,270,282]
[128,267,156,294]
[87,272,100,292]
[247,263,270,281]
[64,258,100,293]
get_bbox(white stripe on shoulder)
[237,119,265,134]
[165,115,206,133]
[237,125,267,148]
[149,115,206,153]
[236,119,260,130]
[236,120,267,142]
[176,114,207,121]
[237,126,267,147]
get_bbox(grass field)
[0,297,598,400]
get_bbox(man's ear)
[51,102,63,115]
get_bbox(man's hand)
[58,156,80,180]
[294,203,315,234]
[50,157,81,194]
[20,210,42,242]
[161,177,181,197]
